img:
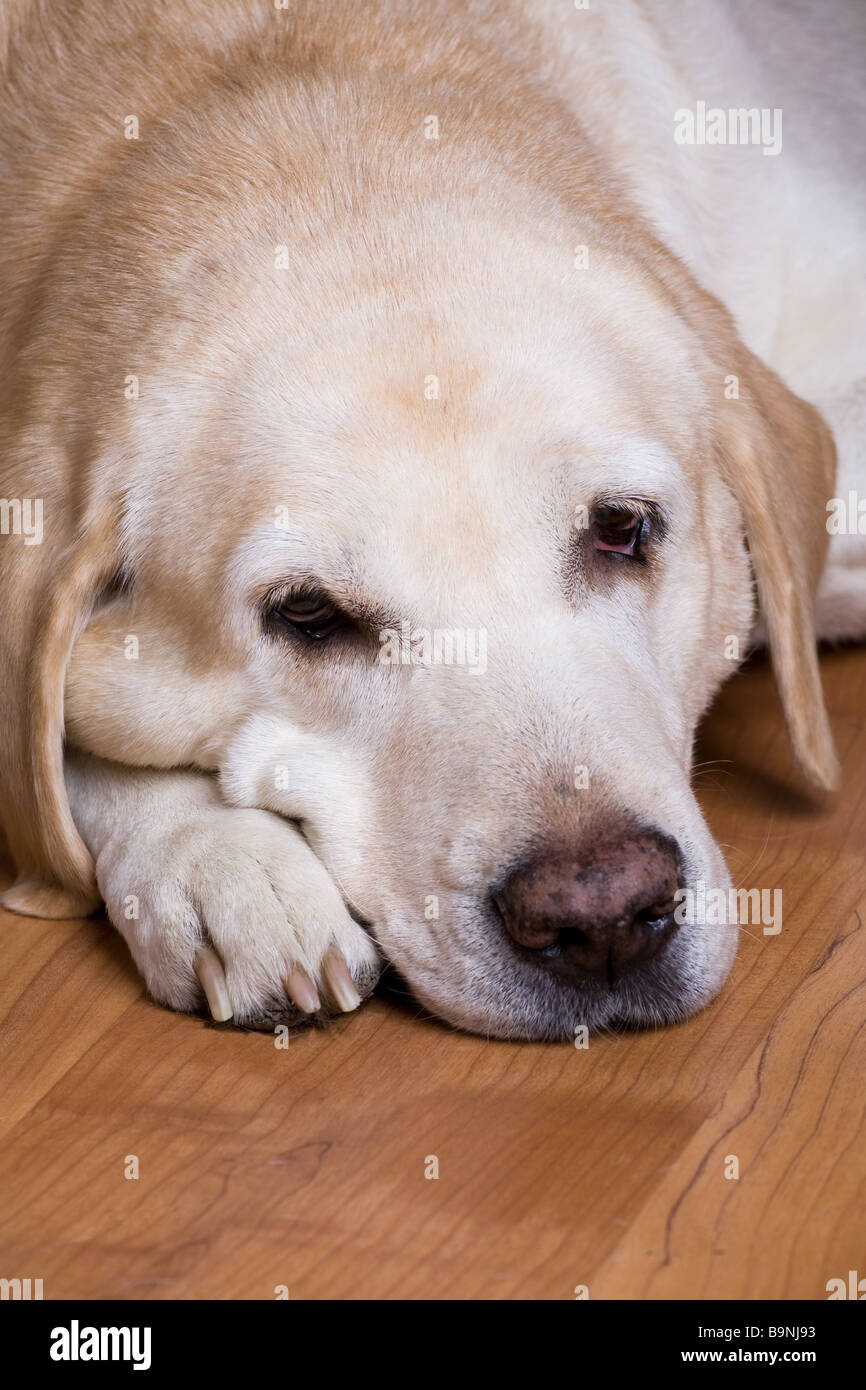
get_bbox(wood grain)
[1,647,864,1300]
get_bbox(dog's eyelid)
[591,496,666,526]
[259,577,330,611]
[259,578,402,642]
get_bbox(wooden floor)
[1,647,864,1301]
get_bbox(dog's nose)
[493,830,682,983]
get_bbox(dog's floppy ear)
[712,348,839,791]
[637,241,839,791]
[0,515,114,919]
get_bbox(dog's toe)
[96,806,382,1030]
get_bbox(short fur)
[1,0,864,1037]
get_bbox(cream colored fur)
[1,0,863,1038]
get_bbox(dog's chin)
[385,915,739,1043]
[410,955,735,1042]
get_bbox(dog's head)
[0,76,837,1038]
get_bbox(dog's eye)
[591,504,645,557]
[271,589,348,640]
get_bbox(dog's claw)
[323,950,362,1012]
[194,945,233,1022]
[285,968,321,1013]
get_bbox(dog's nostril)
[638,899,679,929]
[493,831,683,983]
[536,925,596,960]
[490,891,560,951]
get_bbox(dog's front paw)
[95,807,381,1028]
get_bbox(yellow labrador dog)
[1,0,864,1038]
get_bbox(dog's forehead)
[203,263,707,602]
